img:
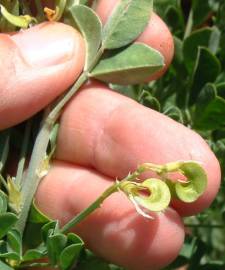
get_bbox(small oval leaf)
[7,229,22,256]
[102,0,153,49]
[59,244,83,270]
[69,4,102,70]
[0,213,18,239]
[90,43,164,85]
[23,249,46,262]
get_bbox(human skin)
[0,2,221,270]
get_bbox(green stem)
[48,72,88,122]
[16,113,52,233]
[0,129,10,173]
[0,174,8,191]
[61,169,142,233]
[15,120,32,187]
[184,9,193,39]
[61,182,120,233]
[16,73,89,235]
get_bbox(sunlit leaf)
[90,43,164,85]
[69,4,102,69]
[102,0,153,49]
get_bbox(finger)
[95,0,174,81]
[35,160,185,270]
[0,22,85,130]
[56,82,221,216]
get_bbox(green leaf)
[165,5,185,34]
[41,221,59,243]
[0,213,18,239]
[69,4,102,70]
[193,83,225,130]
[0,251,20,261]
[189,47,221,104]
[0,191,8,214]
[0,240,20,261]
[23,249,46,262]
[47,233,67,266]
[217,82,225,99]
[192,0,216,27]
[59,243,83,270]
[29,201,51,224]
[154,0,177,18]
[7,229,22,256]
[163,105,184,123]
[90,43,164,85]
[102,0,153,49]
[139,90,161,111]
[67,233,84,245]
[183,27,221,74]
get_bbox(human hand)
[0,1,221,269]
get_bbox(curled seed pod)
[133,178,171,212]
[174,162,207,203]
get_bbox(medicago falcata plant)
[0,0,209,269]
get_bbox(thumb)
[0,22,85,130]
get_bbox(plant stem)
[0,129,10,173]
[48,72,88,122]
[184,9,193,39]
[61,169,142,233]
[16,114,52,233]
[61,182,120,233]
[15,120,32,187]
[16,72,89,234]
[0,174,8,191]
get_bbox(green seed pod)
[174,162,207,203]
[134,178,171,212]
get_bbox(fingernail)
[11,22,79,68]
